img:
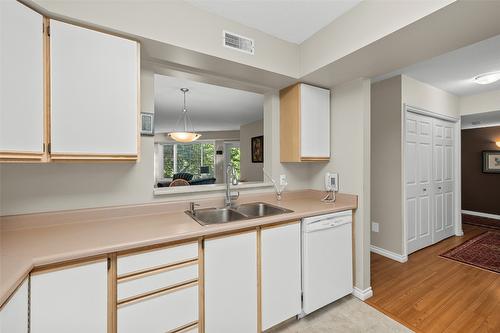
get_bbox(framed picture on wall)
[141,112,154,136]
[251,135,264,163]
[482,151,500,173]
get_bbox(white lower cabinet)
[261,222,302,330]
[30,260,108,333]
[204,231,257,333]
[0,279,29,333]
[117,284,198,333]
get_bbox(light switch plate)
[372,222,379,233]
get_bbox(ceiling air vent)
[223,31,254,55]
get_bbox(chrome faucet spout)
[225,163,239,207]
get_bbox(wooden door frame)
[402,105,462,258]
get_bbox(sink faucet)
[189,202,200,215]
[225,163,240,207]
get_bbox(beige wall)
[370,76,403,254]
[402,75,459,118]
[34,0,300,78]
[300,0,455,76]
[309,78,371,291]
[370,75,459,256]
[240,119,264,182]
[459,88,500,115]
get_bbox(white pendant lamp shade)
[168,88,201,143]
[168,131,202,143]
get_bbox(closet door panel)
[50,20,138,156]
[0,0,44,155]
[432,119,455,242]
[406,112,432,254]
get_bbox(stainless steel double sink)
[186,202,293,226]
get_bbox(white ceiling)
[461,110,500,129]
[374,34,500,96]
[154,74,264,133]
[186,0,362,44]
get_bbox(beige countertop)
[0,190,357,307]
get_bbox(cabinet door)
[50,20,138,159]
[30,260,108,333]
[261,222,301,330]
[204,231,257,333]
[0,279,29,333]
[300,84,330,159]
[0,0,44,159]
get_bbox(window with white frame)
[161,142,216,178]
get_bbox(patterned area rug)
[462,213,500,230]
[440,231,500,273]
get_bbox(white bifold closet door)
[432,119,455,243]
[406,111,455,254]
[405,112,433,254]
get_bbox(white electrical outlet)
[371,222,379,233]
[279,174,287,186]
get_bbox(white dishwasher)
[301,210,353,315]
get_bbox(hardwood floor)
[366,224,500,333]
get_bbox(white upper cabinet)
[30,260,108,333]
[280,83,330,162]
[0,279,29,333]
[0,0,44,159]
[300,84,330,159]
[50,20,139,159]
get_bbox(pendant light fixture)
[168,88,201,143]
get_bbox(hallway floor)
[367,224,500,333]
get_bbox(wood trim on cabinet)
[197,239,205,333]
[256,226,263,333]
[30,255,109,275]
[280,83,301,162]
[108,253,118,333]
[135,44,141,162]
[300,157,330,162]
[117,279,198,308]
[117,259,198,283]
[0,151,44,161]
[167,321,198,333]
[49,153,138,161]
[117,240,199,258]
[43,16,51,163]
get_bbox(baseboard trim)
[462,210,500,220]
[352,287,373,301]
[370,245,408,263]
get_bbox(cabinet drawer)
[117,284,198,333]
[118,242,198,277]
[118,262,198,302]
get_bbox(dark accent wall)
[461,126,500,215]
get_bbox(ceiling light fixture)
[474,71,500,85]
[168,88,201,143]
[496,140,500,148]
